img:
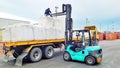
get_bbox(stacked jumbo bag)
[38,15,65,39]
[2,24,34,42]
[39,16,65,39]
[2,15,65,42]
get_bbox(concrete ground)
[0,40,120,68]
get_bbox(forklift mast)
[52,4,73,47]
[62,4,73,46]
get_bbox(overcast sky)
[0,0,120,32]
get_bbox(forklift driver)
[72,41,83,52]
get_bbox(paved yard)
[0,40,120,68]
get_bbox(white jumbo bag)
[46,28,56,39]
[10,24,34,42]
[2,27,11,42]
[39,15,55,28]
[33,25,47,40]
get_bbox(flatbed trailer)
[3,38,66,66]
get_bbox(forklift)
[63,29,102,65]
[55,4,103,65]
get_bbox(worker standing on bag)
[44,8,52,17]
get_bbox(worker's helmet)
[48,8,50,10]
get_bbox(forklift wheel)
[85,56,96,65]
[63,51,71,61]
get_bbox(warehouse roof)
[0,12,38,23]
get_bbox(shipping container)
[98,33,104,40]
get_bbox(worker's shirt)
[45,9,51,15]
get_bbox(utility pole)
[55,6,59,17]
[86,18,88,26]
[100,23,101,32]
[112,21,114,32]
[107,25,109,32]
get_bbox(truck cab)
[84,26,99,45]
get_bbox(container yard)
[0,0,120,68]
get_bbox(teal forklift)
[57,4,103,65]
[52,4,102,65]
[63,29,102,65]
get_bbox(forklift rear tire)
[63,51,71,61]
[85,56,96,65]
[42,46,54,59]
[28,47,42,62]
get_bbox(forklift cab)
[71,30,92,52]
[64,30,102,65]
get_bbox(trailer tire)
[29,47,42,62]
[42,46,54,59]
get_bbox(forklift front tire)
[85,56,96,65]
[63,51,71,61]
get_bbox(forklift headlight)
[99,49,102,54]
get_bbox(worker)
[72,41,83,52]
[44,8,52,17]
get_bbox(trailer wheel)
[42,46,54,59]
[85,56,96,65]
[63,51,71,61]
[29,47,42,62]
